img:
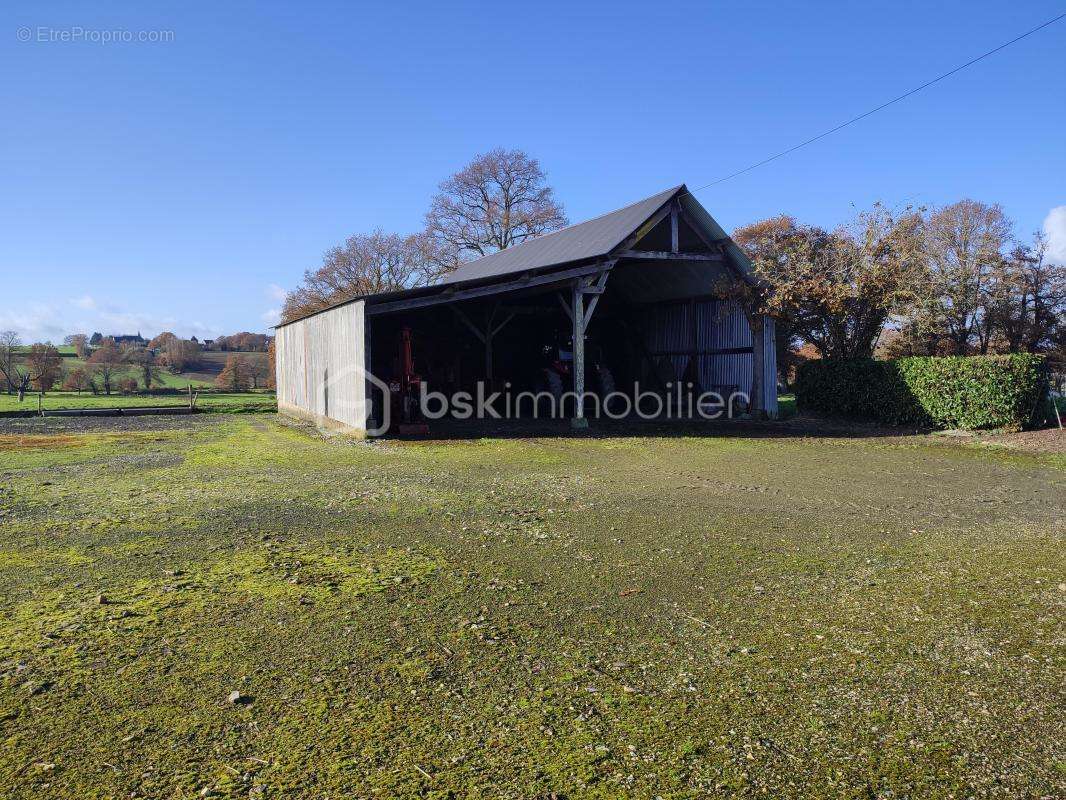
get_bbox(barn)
[274,184,777,436]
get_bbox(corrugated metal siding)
[275,300,368,429]
[641,300,778,416]
[643,300,752,395]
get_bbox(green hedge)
[795,354,1048,431]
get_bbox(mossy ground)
[0,415,1062,798]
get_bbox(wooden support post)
[450,303,516,387]
[363,317,377,429]
[571,282,587,429]
[581,269,611,325]
[557,292,572,321]
[750,319,765,417]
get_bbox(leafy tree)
[117,377,140,394]
[62,366,92,393]
[732,205,924,361]
[216,354,252,391]
[424,148,567,271]
[918,200,1013,354]
[87,341,126,395]
[214,332,271,352]
[265,337,276,390]
[148,331,178,349]
[732,216,804,386]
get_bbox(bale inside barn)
[275,184,777,436]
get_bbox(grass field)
[0,391,276,414]
[0,415,1062,798]
[12,350,269,390]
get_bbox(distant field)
[0,391,275,414]
[10,349,268,390]
[178,351,269,386]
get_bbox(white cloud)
[0,297,223,344]
[260,284,287,328]
[1043,206,1066,265]
[70,295,97,310]
[0,304,66,343]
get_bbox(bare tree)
[424,148,567,271]
[282,230,437,322]
[162,338,201,373]
[26,344,63,393]
[128,347,162,390]
[989,232,1066,355]
[64,333,90,358]
[0,330,22,394]
[247,354,270,389]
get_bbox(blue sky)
[2,1,1064,342]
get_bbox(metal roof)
[275,184,753,328]
[443,185,683,283]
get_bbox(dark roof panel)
[443,185,682,283]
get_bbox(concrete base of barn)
[278,401,368,439]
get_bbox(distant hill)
[180,351,269,385]
[10,348,269,390]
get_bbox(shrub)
[117,377,140,395]
[796,353,1048,431]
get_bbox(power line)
[688,12,1066,194]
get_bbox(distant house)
[111,332,147,347]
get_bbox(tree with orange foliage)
[148,331,178,349]
[216,354,252,391]
[732,205,924,361]
[62,366,93,393]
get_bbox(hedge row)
[795,353,1049,431]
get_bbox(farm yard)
[0,414,1062,798]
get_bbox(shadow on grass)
[383,413,932,442]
